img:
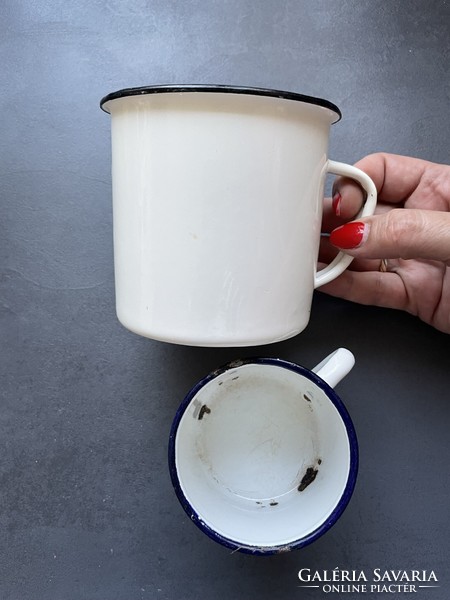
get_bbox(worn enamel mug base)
[169,352,358,554]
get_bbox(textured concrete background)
[1,1,449,598]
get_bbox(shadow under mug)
[168,348,358,554]
[101,85,377,347]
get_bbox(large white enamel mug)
[101,85,377,347]
[169,348,358,554]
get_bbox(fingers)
[322,196,344,232]
[319,234,381,272]
[318,258,447,324]
[331,153,432,219]
[322,197,393,234]
[329,209,450,264]
[317,267,409,312]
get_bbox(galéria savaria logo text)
[298,568,439,594]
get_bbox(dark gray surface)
[1,1,449,598]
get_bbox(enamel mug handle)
[312,348,355,388]
[314,159,378,288]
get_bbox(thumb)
[329,208,450,263]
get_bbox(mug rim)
[100,84,341,122]
[168,357,358,555]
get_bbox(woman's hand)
[319,153,450,333]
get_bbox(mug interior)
[171,360,357,552]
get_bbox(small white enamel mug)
[168,348,358,554]
[101,85,377,347]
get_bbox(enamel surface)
[106,91,334,346]
[173,362,353,549]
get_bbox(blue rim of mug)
[168,357,358,555]
[100,84,341,122]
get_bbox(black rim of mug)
[100,84,341,121]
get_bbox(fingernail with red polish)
[330,222,368,249]
[332,192,341,216]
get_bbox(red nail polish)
[330,222,367,249]
[332,192,341,216]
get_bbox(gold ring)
[379,258,388,273]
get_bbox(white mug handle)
[314,159,378,288]
[312,347,355,388]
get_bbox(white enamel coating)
[174,349,355,550]
[312,347,355,388]
[104,91,377,346]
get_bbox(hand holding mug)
[319,153,450,334]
